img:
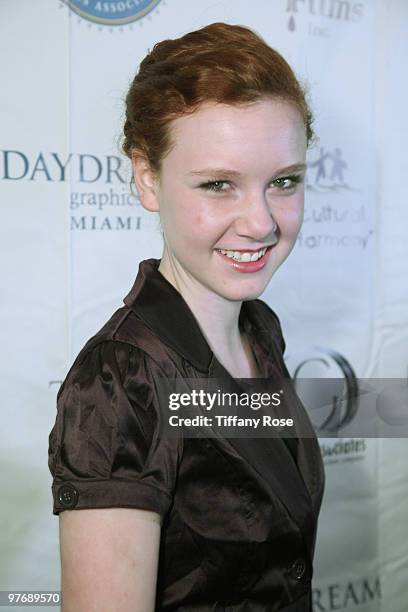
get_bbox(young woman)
[48,22,325,611]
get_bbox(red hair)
[122,22,314,173]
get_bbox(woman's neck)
[158,257,260,378]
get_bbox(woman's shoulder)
[80,303,172,362]
[59,304,176,401]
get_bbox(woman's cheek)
[193,204,223,234]
[285,199,304,234]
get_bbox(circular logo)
[292,347,359,433]
[62,0,163,26]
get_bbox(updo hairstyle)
[122,22,314,176]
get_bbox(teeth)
[218,247,268,262]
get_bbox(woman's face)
[141,98,307,302]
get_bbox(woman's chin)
[215,280,270,303]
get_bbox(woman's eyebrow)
[187,163,307,178]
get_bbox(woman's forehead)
[172,98,302,131]
[164,99,306,170]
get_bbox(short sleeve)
[48,340,182,517]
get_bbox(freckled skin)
[143,98,307,303]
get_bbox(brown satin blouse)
[48,258,325,611]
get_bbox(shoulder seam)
[80,338,175,384]
[111,304,134,338]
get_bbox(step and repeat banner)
[1,0,408,610]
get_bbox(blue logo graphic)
[306,146,357,193]
[62,0,163,26]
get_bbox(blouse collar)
[123,258,279,375]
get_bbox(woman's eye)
[272,175,303,191]
[199,174,303,194]
[200,180,230,193]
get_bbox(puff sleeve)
[48,340,182,517]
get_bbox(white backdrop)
[1,0,408,610]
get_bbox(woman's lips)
[215,244,275,273]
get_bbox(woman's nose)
[234,193,278,240]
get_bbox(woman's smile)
[214,243,275,273]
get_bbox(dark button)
[57,483,79,509]
[290,558,306,580]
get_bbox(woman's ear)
[131,153,160,212]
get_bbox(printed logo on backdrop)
[290,345,370,466]
[306,146,356,194]
[313,575,381,611]
[286,0,364,38]
[1,149,142,231]
[296,145,374,250]
[289,346,408,452]
[291,347,360,437]
[60,0,163,27]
